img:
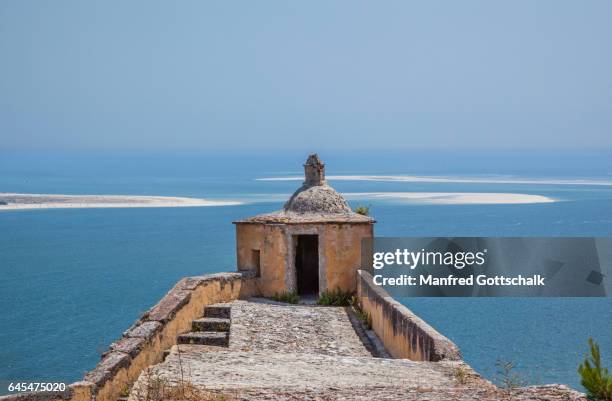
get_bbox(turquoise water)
[1,151,612,391]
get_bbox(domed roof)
[283,184,352,214]
[235,154,374,224]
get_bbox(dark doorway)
[295,235,319,295]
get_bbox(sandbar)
[0,193,242,211]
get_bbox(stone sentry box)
[234,154,375,297]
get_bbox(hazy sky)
[1,1,611,151]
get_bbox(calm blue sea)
[1,150,611,391]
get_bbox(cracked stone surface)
[229,300,371,356]
[129,300,585,401]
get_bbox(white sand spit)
[343,192,555,205]
[0,193,242,211]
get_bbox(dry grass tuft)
[130,369,235,401]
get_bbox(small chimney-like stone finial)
[304,154,325,186]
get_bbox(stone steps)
[177,331,229,346]
[175,304,232,347]
[192,317,230,332]
[119,305,233,401]
[204,305,231,319]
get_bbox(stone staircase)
[120,305,232,401]
[177,304,231,347]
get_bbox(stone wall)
[0,273,245,401]
[357,270,461,362]
[323,224,373,292]
[235,223,287,296]
[235,222,373,296]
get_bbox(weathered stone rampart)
[2,270,585,401]
[0,273,246,401]
[357,269,461,362]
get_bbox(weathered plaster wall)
[260,225,289,295]
[235,223,264,272]
[236,222,373,295]
[324,224,373,292]
[238,273,262,299]
[357,270,461,362]
[235,223,287,296]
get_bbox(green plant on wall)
[354,306,372,330]
[353,204,371,216]
[578,338,612,401]
[270,291,299,304]
[317,288,354,306]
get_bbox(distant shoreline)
[0,193,243,210]
[343,192,556,205]
[257,174,612,186]
[0,191,556,209]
